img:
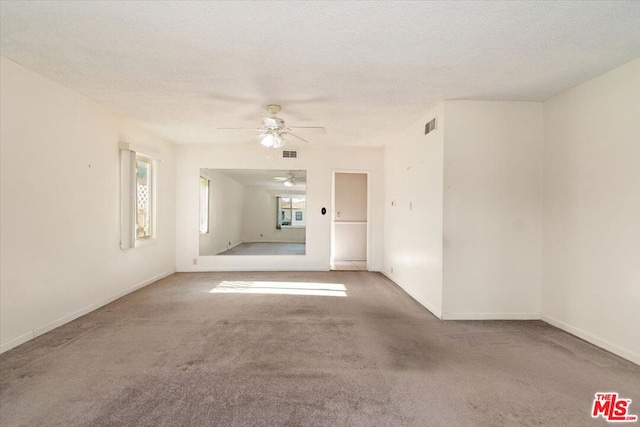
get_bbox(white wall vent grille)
[424,118,437,135]
[282,150,298,159]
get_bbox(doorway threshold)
[330,260,367,271]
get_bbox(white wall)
[0,56,176,353]
[176,145,384,271]
[542,58,640,364]
[242,186,305,243]
[442,101,543,320]
[199,169,245,255]
[383,104,444,318]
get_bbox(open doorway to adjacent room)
[330,172,369,271]
[198,169,307,256]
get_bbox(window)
[199,176,209,234]
[278,196,306,228]
[135,157,154,239]
[120,143,159,249]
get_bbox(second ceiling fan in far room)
[272,171,305,187]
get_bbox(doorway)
[331,172,368,271]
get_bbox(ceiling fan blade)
[288,126,326,134]
[287,133,310,144]
[218,127,263,131]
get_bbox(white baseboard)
[381,270,442,319]
[177,265,330,272]
[542,315,639,366]
[244,240,305,244]
[442,312,541,320]
[0,269,175,354]
[0,331,34,354]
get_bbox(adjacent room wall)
[542,58,640,364]
[333,173,368,261]
[242,186,306,244]
[383,104,444,318]
[334,173,368,221]
[0,57,176,353]
[442,101,543,320]
[199,169,245,255]
[175,145,384,271]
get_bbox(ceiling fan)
[218,104,325,148]
[273,171,303,187]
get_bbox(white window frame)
[277,195,306,229]
[199,176,210,235]
[120,143,160,249]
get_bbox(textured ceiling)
[1,1,639,146]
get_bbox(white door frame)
[330,170,371,270]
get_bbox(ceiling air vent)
[424,118,437,135]
[282,150,298,159]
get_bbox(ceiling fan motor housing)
[263,116,286,129]
[218,103,321,146]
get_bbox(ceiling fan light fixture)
[283,179,294,187]
[259,133,284,148]
[221,105,323,148]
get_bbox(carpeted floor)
[218,242,306,255]
[0,272,638,426]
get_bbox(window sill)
[135,237,158,248]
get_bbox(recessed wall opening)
[331,172,369,271]
[198,169,307,256]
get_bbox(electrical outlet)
[260,233,263,237]
[193,258,198,265]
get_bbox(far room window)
[278,196,306,228]
[135,156,154,239]
[199,176,210,234]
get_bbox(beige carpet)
[1,271,638,426]
[218,242,305,255]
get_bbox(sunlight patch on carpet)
[210,281,347,297]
